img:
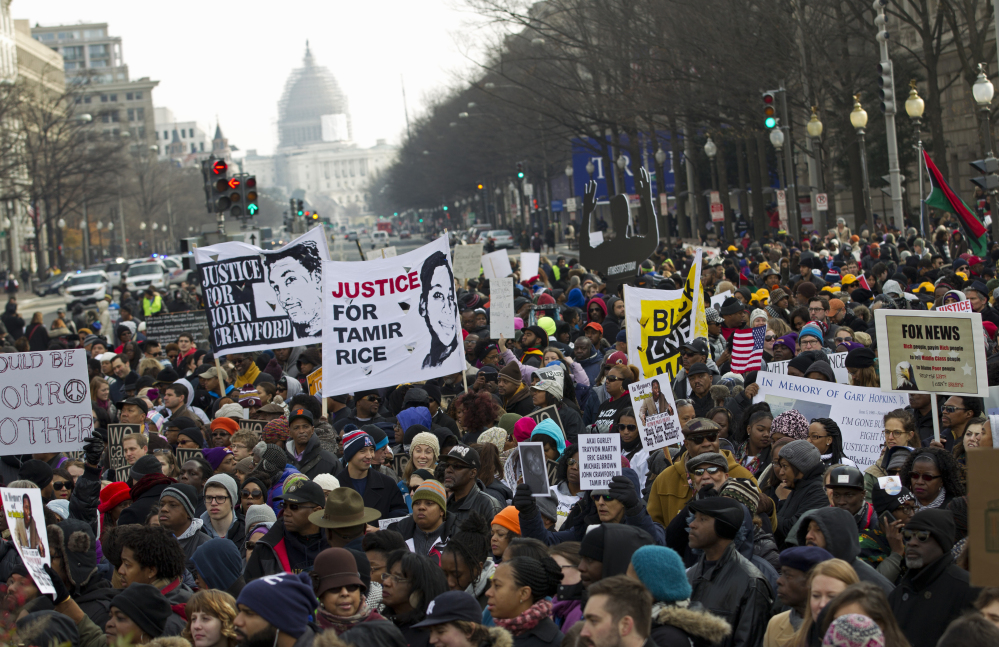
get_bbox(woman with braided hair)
[486,555,564,647]
[440,513,495,608]
[808,418,857,467]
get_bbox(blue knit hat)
[192,539,244,592]
[630,545,692,603]
[799,322,824,343]
[236,572,316,638]
[530,418,566,457]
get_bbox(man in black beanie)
[18,459,54,501]
[889,509,977,647]
[686,497,772,647]
[107,583,174,641]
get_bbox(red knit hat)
[98,481,132,513]
[210,417,240,435]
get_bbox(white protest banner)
[519,252,540,281]
[481,249,512,279]
[2,488,53,594]
[765,351,850,384]
[322,236,465,394]
[710,290,731,310]
[628,375,682,451]
[194,227,330,357]
[578,434,622,490]
[935,300,972,313]
[452,243,483,279]
[489,277,515,338]
[753,372,909,469]
[0,350,92,456]
[874,309,988,397]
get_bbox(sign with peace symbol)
[63,380,87,404]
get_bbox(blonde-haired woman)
[183,589,239,647]
[791,558,860,647]
[402,431,439,483]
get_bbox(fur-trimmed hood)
[483,626,514,647]
[654,603,731,644]
[47,519,98,593]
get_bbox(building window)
[127,108,134,121]
[135,91,142,100]
[136,107,144,120]
[137,127,145,139]
[109,94,117,102]
[199,142,204,151]
[163,130,168,140]
[62,46,83,60]
[100,94,108,103]
[126,92,133,100]
[189,128,194,138]
[191,143,196,153]
[111,110,119,123]
[360,159,367,176]
[83,95,91,104]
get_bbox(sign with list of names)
[578,434,622,490]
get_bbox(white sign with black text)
[578,434,622,490]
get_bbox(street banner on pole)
[776,190,788,228]
[816,193,829,211]
[754,372,909,469]
[0,349,92,456]
[874,309,988,397]
[322,236,464,394]
[194,227,330,357]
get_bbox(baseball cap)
[442,445,480,469]
[201,366,228,382]
[604,351,628,367]
[825,465,865,490]
[281,481,326,508]
[683,417,721,437]
[584,322,604,333]
[687,362,710,377]
[115,396,149,415]
[681,338,709,356]
[413,591,483,628]
[288,407,314,426]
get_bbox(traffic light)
[443,205,448,211]
[205,158,230,213]
[297,199,304,217]
[877,61,895,113]
[970,158,999,192]
[311,212,319,220]
[218,175,242,218]
[516,162,525,179]
[477,183,484,190]
[243,176,258,216]
[762,92,777,129]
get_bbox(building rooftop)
[278,42,351,149]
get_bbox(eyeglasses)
[940,405,967,413]
[909,472,941,482]
[211,430,230,437]
[53,481,73,491]
[281,502,318,512]
[691,467,724,476]
[687,432,719,443]
[807,434,829,442]
[902,529,932,542]
[153,448,172,455]
[617,424,638,432]
[241,489,263,498]
[364,395,382,402]
[331,584,361,593]
[883,430,909,438]
[232,444,248,451]
[381,572,409,584]
[808,307,825,313]
[205,495,230,504]
[835,336,852,342]
[567,458,578,466]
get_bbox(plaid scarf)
[494,599,553,636]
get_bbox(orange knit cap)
[210,417,240,435]
[492,505,521,536]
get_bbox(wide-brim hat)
[309,487,381,529]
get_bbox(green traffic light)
[297,210,304,216]
[247,204,258,215]
[419,218,424,222]
[443,206,448,211]
[765,117,777,129]
[517,172,524,179]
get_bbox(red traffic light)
[227,177,240,189]
[762,93,774,104]
[245,177,256,188]
[211,160,227,175]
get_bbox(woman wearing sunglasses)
[239,477,268,512]
[613,407,643,465]
[51,468,75,500]
[899,447,965,511]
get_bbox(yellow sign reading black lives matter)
[874,309,988,397]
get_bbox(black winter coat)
[687,542,772,647]
[795,507,894,594]
[888,554,978,647]
[69,463,102,536]
[285,435,342,481]
[775,463,827,545]
[447,483,501,531]
[244,519,329,580]
[117,482,171,526]
[511,617,563,647]
[650,603,732,647]
[342,468,409,518]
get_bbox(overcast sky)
[22,0,488,155]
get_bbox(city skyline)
[24,0,487,155]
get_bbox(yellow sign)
[307,367,323,396]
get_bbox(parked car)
[398,229,411,240]
[34,273,70,297]
[483,229,515,249]
[163,256,190,285]
[371,231,390,248]
[62,270,110,306]
[346,231,359,242]
[466,224,493,243]
[123,261,167,293]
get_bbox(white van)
[371,231,390,248]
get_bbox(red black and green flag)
[923,150,988,256]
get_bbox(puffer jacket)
[687,542,773,647]
[795,507,894,595]
[650,602,732,647]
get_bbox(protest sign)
[322,235,465,393]
[578,434,622,490]
[936,300,972,313]
[307,368,322,397]
[710,290,732,310]
[378,516,408,530]
[765,351,850,384]
[518,442,550,496]
[527,304,560,326]
[519,252,540,282]
[145,310,210,348]
[489,277,515,339]
[753,372,908,469]
[628,375,682,451]
[238,419,266,436]
[0,349,92,456]
[175,447,203,468]
[452,244,483,279]
[392,452,410,477]
[624,251,706,381]
[527,404,565,433]
[193,227,330,357]
[481,249,512,279]
[874,309,987,397]
[968,450,999,586]
[371,247,397,259]
[2,488,53,594]
[108,423,141,482]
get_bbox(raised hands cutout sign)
[580,166,660,295]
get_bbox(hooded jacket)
[117,477,174,527]
[651,603,732,647]
[775,462,827,545]
[687,542,772,647]
[244,518,330,580]
[888,552,977,647]
[647,450,758,528]
[1,302,23,341]
[581,524,653,577]
[502,382,535,417]
[285,433,342,481]
[577,348,603,386]
[795,507,895,594]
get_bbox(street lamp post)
[904,81,927,237]
[655,147,671,246]
[95,221,103,260]
[769,126,792,237]
[106,221,113,257]
[56,218,66,269]
[564,164,574,246]
[806,107,826,233]
[850,95,874,235]
[972,63,999,243]
[704,135,720,239]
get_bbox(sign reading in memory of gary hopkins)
[874,309,988,397]
[2,488,53,594]
[193,227,330,357]
[0,350,92,456]
[322,235,465,394]
[754,372,909,469]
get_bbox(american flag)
[731,325,766,373]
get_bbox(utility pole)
[874,0,904,226]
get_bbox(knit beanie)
[111,584,173,638]
[313,474,341,491]
[177,425,206,448]
[513,417,538,443]
[98,481,132,513]
[236,572,317,638]
[202,447,234,471]
[499,362,522,384]
[129,454,163,483]
[234,457,255,474]
[492,506,521,535]
[720,478,760,515]
[191,539,244,591]
[771,409,809,441]
[204,473,238,503]
[260,444,288,477]
[18,459,53,489]
[805,361,836,381]
[749,308,768,325]
[477,427,507,454]
[216,403,245,420]
[210,417,240,435]
[409,432,440,460]
[904,509,956,552]
[531,419,566,457]
[160,483,198,519]
[342,430,375,462]
[799,322,824,343]
[362,424,390,451]
[630,545,691,603]
[780,439,822,475]
[244,504,277,533]
[262,417,290,444]
[537,316,557,337]
[412,480,447,512]
[821,614,885,647]
[499,413,522,436]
